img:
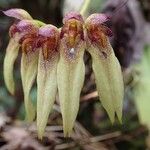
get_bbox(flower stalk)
[80,0,91,16]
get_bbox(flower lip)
[61,13,84,49]
[60,19,84,48]
[63,12,84,24]
[85,13,113,37]
[9,20,39,54]
[85,14,113,48]
[37,25,59,60]
[21,36,38,54]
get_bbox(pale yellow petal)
[37,49,58,139]
[88,40,124,123]
[3,38,19,94]
[21,50,39,121]
[57,41,85,136]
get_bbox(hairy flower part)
[57,12,85,136]
[36,25,59,139]
[85,14,124,123]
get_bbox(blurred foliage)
[133,46,150,128]
[88,0,104,13]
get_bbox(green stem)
[80,0,90,16]
[34,20,46,26]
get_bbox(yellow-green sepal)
[88,40,124,123]
[3,38,20,95]
[21,50,39,121]
[57,42,85,137]
[37,49,58,139]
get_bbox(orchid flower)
[3,9,44,121]
[36,25,59,139]
[3,9,124,138]
[3,9,32,95]
[85,14,124,123]
[57,12,86,137]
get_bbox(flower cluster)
[3,9,124,138]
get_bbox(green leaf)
[37,49,58,139]
[57,41,85,137]
[133,47,150,127]
[3,38,19,94]
[21,50,39,121]
[87,40,124,123]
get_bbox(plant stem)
[34,20,46,26]
[80,0,91,16]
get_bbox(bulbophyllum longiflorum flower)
[57,12,86,136]
[3,9,124,138]
[85,14,124,123]
[37,25,59,139]
[3,9,44,121]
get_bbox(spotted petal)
[87,39,124,123]
[37,49,59,139]
[21,51,39,121]
[36,25,59,139]
[57,40,85,136]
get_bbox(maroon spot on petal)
[37,25,60,60]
